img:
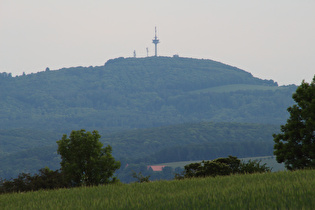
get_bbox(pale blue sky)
[1,0,314,85]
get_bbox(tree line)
[175,156,271,179]
[1,122,279,180]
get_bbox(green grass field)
[1,170,314,209]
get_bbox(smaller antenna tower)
[146,47,149,57]
[152,27,160,57]
[133,50,136,58]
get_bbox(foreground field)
[1,170,315,209]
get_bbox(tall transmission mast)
[152,27,160,57]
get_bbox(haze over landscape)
[1,0,314,85]
[1,2,315,205]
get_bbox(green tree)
[57,129,121,186]
[273,76,315,170]
[132,171,150,183]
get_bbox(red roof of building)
[147,165,166,171]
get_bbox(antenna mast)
[152,27,160,57]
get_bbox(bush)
[0,167,68,194]
[176,156,271,179]
[239,160,271,174]
[132,171,151,183]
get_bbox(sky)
[0,0,314,85]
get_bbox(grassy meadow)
[1,169,315,209]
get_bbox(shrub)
[176,156,271,180]
[0,168,68,194]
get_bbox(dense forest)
[0,57,295,132]
[0,56,297,181]
[1,122,279,181]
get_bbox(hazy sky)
[1,0,314,85]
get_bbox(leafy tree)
[183,156,238,178]
[212,156,240,174]
[31,167,69,190]
[132,171,150,183]
[57,129,121,186]
[273,76,315,170]
[239,160,271,174]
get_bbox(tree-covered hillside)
[1,122,279,180]
[0,56,297,180]
[103,122,279,162]
[0,56,295,131]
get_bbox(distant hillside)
[0,56,297,180]
[103,122,279,162]
[1,122,279,180]
[0,56,296,132]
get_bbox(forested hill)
[0,56,296,131]
[1,122,279,179]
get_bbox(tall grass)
[1,170,314,209]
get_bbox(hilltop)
[0,56,295,132]
[0,56,297,180]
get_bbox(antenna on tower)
[146,47,149,57]
[133,50,136,58]
[152,27,160,57]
